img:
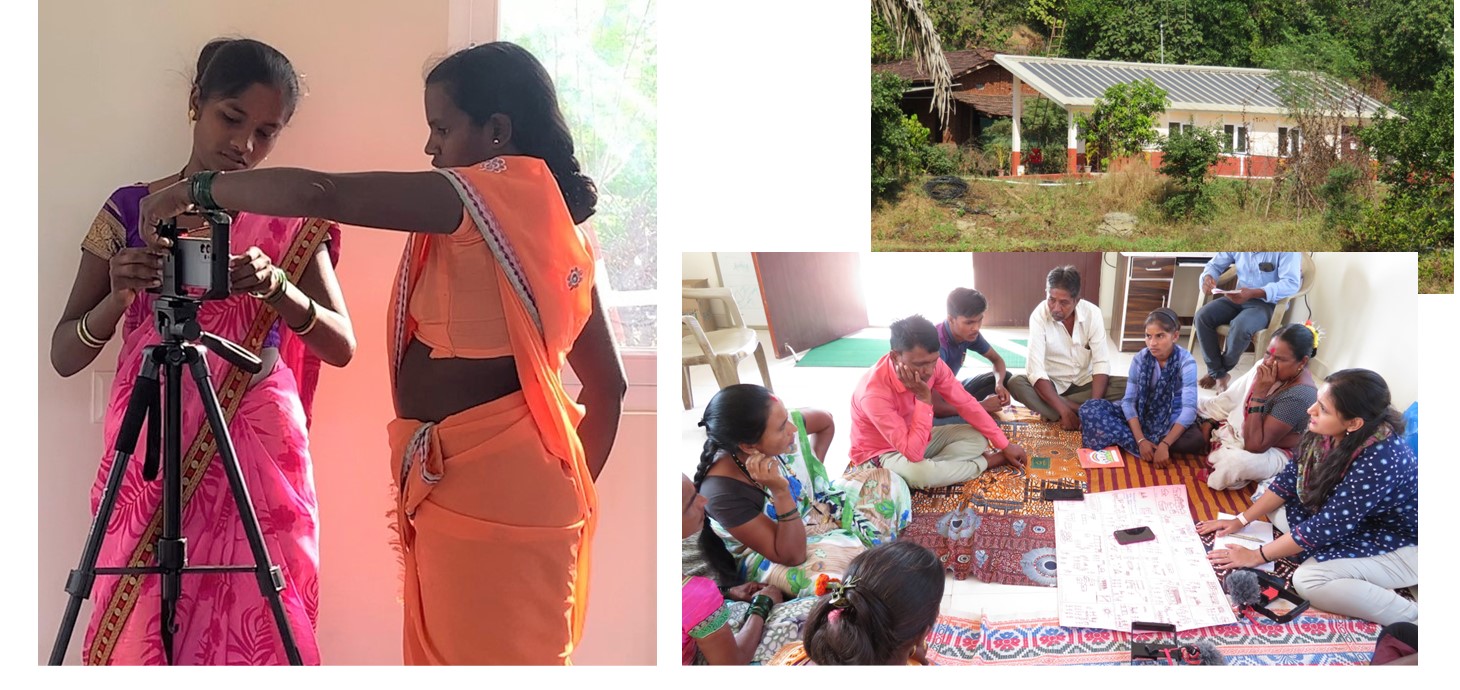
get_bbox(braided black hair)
[693,384,774,588]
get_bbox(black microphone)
[1132,640,1227,665]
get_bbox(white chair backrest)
[682,287,748,330]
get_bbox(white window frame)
[451,0,656,408]
[1223,124,1249,155]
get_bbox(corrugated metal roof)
[993,55,1387,118]
[873,49,999,82]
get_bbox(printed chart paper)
[1055,485,1237,631]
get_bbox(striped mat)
[1084,451,1251,523]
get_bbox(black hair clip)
[828,577,858,608]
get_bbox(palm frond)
[874,0,953,128]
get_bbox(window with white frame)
[1168,121,1190,136]
[490,0,658,349]
[1222,124,1248,154]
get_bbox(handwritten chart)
[1055,485,1236,632]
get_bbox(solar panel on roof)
[996,56,1385,115]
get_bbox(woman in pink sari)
[49,39,355,665]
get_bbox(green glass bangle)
[190,170,221,210]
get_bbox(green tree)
[873,0,956,128]
[1158,125,1223,219]
[873,72,934,199]
[1075,79,1168,169]
[1350,66,1455,251]
[1365,0,1453,93]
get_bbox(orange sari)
[386,156,598,665]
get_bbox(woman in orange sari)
[138,41,627,665]
[50,39,354,665]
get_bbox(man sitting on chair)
[1006,265,1126,431]
[848,315,1028,490]
[933,287,1012,425]
[1195,252,1302,392]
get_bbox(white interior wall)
[1302,252,1419,410]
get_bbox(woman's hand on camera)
[230,247,279,296]
[108,247,168,305]
[137,180,194,249]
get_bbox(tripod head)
[147,212,261,375]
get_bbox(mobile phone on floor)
[1042,487,1084,501]
[1114,526,1155,544]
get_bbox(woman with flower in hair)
[1202,368,1417,626]
[1196,323,1320,490]
[767,541,945,665]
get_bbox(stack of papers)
[1213,512,1276,572]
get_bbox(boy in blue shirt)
[933,288,1012,425]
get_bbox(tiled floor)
[680,326,1256,620]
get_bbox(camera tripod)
[50,295,302,665]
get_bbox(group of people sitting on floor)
[682,253,1418,665]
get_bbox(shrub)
[1346,184,1454,251]
[1076,79,1170,170]
[1319,163,1369,232]
[1158,126,1224,220]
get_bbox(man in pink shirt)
[849,315,1028,489]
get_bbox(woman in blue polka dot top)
[1199,369,1417,626]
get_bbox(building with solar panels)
[994,55,1386,178]
[876,51,1387,179]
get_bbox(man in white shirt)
[1006,266,1128,431]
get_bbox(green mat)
[1012,339,1027,346]
[796,337,1027,370]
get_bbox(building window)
[1169,121,1191,136]
[1223,124,1248,154]
[1278,127,1301,158]
[498,0,657,349]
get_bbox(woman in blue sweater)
[1201,369,1418,626]
[1079,308,1203,467]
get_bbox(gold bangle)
[76,311,107,349]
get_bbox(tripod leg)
[159,354,185,666]
[50,353,161,665]
[186,353,304,665]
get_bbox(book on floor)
[1078,446,1125,468]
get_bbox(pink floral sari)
[77,185,339,665]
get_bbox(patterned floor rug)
[902,421,1086,585]
[926,610,1382,666]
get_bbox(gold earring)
[188,108,197,121]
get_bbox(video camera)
[149,209,232,301]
